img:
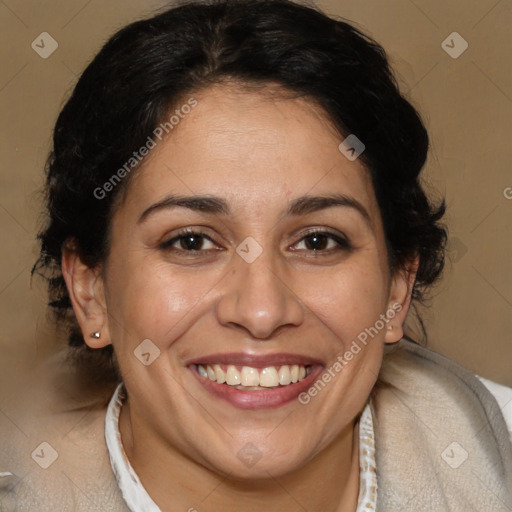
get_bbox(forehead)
[121,83,380,223]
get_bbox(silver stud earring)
[387,325,393,331]
[90,331,101,339]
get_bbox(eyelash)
[159,228,353,255]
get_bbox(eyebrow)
[137,193,371,225]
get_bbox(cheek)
[106,258,217,345]
[301,258,388,343]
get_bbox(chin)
[201,442,312,481]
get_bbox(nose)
[215,249,305,339]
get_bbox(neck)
[119,397,360,512]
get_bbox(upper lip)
[186,352,324,368]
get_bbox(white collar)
[105,382,378,512]
[105,383,161,511]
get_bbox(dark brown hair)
[33,0,447,381]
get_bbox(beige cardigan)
[1,340,511,511]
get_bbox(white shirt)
[105,378,512,512]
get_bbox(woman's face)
[70,83,414,478]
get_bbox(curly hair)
[32,0,447,381]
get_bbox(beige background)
[0,0,511,397]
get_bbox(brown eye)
[292,231,352,252]
[304,233,330,251]
[160,230,217,252]
[178,233,206,250]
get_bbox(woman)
[2,0,511,510]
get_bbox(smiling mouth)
[193,363,313,390]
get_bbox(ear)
[384,255,419,344]
[61,241,111,348]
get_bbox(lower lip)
[190,365,325,410]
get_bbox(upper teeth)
[197,364,309,388]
